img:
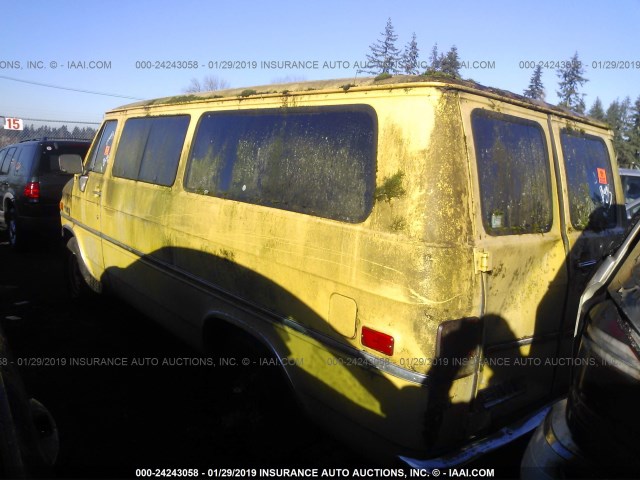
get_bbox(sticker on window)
[597,168,608,184]
[599,184,613,208]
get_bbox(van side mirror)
[59,154,84,174]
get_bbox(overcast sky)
[1,0,639,125]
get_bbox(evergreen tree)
[426,43,441,73]
[629,96,640,167]
[606,97,634,166]
[523,65,545,100]
[556,52,588,113]
[366,18,401,75]
[440,46,461,78]
[401,33,420,75]
[588,97,606,121]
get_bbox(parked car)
[59,75,625,465]
[0,138,90,249]
[0,324,58,477]
[619,168,640,219]
[521,214,640,478]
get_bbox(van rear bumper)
[399,404,551,469]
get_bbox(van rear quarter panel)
[98,86,478,452]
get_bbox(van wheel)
[7,207,25,251]
[65,237,100,300]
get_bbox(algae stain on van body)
[360,92,476,371]
[412,92,476,367]
[375,171,406,204]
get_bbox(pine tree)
[523,65,545,100]
[365,18,401,75]
[556,52,588,113]
[606,97,634,166]
[401,33,420,75]
[588,97,606,121]
[426,43,441,73]
[629,96,640,167]
[440,46,461,78]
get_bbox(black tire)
[65,237,100,301]
[6,207,25,251]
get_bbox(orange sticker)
[597,168,607,184]
[104,145,111,156]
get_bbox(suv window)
[471,109,552,235]
[37,143,88,175]
[112,116,189,186]
[184,106,377,223]
[86,121,117,174]
[1,147,17,174]
[0,149,7,172]
[560,130,616,230]
[621,173,640,204]
[10,145,37,177]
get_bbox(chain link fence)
[0,117,99,148]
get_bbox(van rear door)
[548,119,625,393]
[459,95,569,428]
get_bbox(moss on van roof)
[113,74,607,128]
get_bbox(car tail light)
[23,181,40,199]
[361,326,394,356]
[587,301,640,364]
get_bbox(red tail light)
[23,181,40,199]
[361,326,394,356]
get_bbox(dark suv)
[0,138,90,249]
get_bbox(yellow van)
[59,76,625,466]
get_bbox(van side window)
[87,120,118,174]
[113,116,189,186]
[560,130,616,230]
[472,110,552,235]
[184,106,377,223]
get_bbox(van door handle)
[92,190,102,197]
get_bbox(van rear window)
[472,110,553,235]
[184,106,377,223]
[560,130,616,230]
[113,115,189,186]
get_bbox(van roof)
[113,74,608,129]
